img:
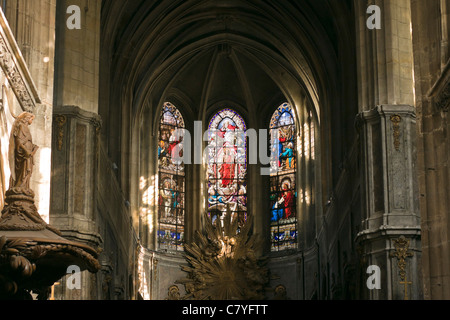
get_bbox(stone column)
[48,0,102,299]
[410,0,450,300]
[50,106,101,299]
[356,105,421,300]
[51,106,101,242]
[53,0,100,114]
[354,0,422,299]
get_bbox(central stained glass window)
[207,109,247,227]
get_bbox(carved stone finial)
[0,44,33,110]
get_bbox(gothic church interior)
[0,0,448,300]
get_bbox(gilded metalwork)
[400,277,413,300]
[391,236,414,281]
[390,114,402,151]
[153,258,158,281]
[390,236,414,300]
[0,37,37,111]
[176,209,269,300]
[273,284,288,300]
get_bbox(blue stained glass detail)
[270,103,298,252]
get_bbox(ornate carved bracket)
[390,114,402,151]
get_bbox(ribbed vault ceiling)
[101,0,354,128]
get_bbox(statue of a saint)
[8,112,39,191]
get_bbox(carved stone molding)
[53,106,102,141]
[166,285,181,300]
[153,259,158,281]
[54,105,102,125]
[429,59,450,113]
[54,115,67,151]
[90,117,102,134]
[51,106,103,248]
[0,11,40,111]
[435,83,450,112]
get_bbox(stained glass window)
[157,102,185,251]
[309,112,315,160]
[207,109,247,227]
[269,103,298,251]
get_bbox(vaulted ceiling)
[99,0,357,189]
[100,0,355,127]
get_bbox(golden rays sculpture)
[176,210,269,300]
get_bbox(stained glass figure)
[158,102,185,251]
[207,109,247,227]
[269,103,298,251]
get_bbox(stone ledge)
[53,105,102,126]
[355,225,421,243]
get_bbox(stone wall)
[411,0,450,300]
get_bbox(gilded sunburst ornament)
[176,211,269,300]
